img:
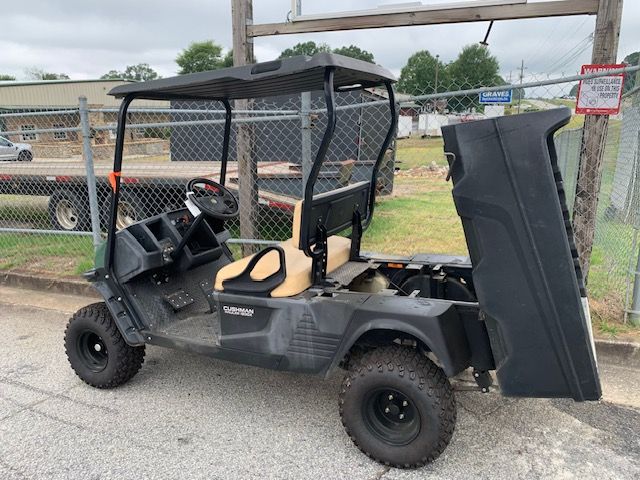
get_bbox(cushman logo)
[222,305,254,317]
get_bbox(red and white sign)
[575,64,625,115]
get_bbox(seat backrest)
[292,181,370,250]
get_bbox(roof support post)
[232,0,259,255]
[300,91,312,195]
[363,81,397,229]
[220,99,232,186]
[301,67,336,256]
[106,94,136,270]
[572,0,623,280]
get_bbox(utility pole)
[572,0,623,279]
[232,0,259,254]
[517,60,525,114]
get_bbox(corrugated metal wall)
[0,80,166,108]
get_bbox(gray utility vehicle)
[64,53,601,468]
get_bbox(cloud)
[0,0,637,81]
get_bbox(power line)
[542,32,594,73]
[527,17,588,68]
[547,34,593,73]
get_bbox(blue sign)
[479,90,513,104]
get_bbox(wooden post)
[572,0,623,279]
[232,0,259,254]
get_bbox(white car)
[0,135,33,161]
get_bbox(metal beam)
[249,0,599,37]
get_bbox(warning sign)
[575,64,625,115]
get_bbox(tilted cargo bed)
[442,108,601,401]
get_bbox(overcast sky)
[1,0,638,82]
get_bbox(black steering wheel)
[186,177,239,220]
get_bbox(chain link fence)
[1,66,639,324]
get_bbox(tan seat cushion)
[214,235,351,297]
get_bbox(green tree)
[622,51,639,94]
[100,70,122,80]
[447,45,500,111]
[397,50,447,97]
[222,49,234,68]
[569,83,579,97]
[25,68,70,80]
[332,45,375,63]
[279,41,331,58]
[0,74,15,81]
[101,63,159,82]
[176,41,227,74]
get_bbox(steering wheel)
[186,177,239,220]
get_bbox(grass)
[363,176,466,256]
[395,137,447,170]
[0,232,94,276]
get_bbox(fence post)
[628,120,640,326]
[79,96,101,248]
[572,0,623,279]
[629,231,640,326]
[300,91,312,195]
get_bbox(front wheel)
[48,189,90,231]
[339,346,456,468]
[65,303,145,388]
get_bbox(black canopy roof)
[108,53,396,101]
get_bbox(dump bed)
[442,108,601,401]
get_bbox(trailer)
[0,157,370,232]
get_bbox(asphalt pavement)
[1,286,639,480]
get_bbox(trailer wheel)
[18,150,33,162]
[116,191,146,230]
[48,189,90,231]
[339,346,456,468]
[65,303,145,388]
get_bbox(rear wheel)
[17,150,33,162]
[339,346,456,468]
[65,303,145,388]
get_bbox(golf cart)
[65,53,601,468]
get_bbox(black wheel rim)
[76,330,108,373]
[362,388,421,446]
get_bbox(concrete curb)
[595,339,640,369]
[1,271,99,299]
[1,270,638,368]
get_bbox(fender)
[85,269,146,346]
[326,296,471,377]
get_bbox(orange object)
[387,262,404,269]
[108,171,121,191]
